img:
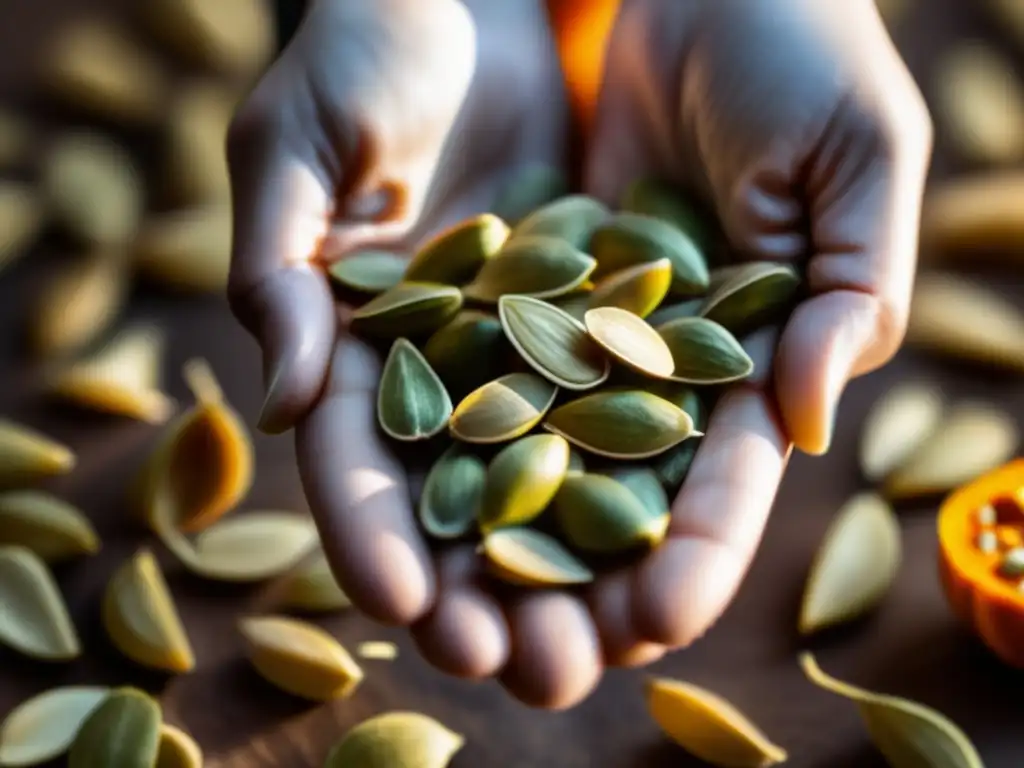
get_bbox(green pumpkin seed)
[422,310,509,401]
[0,491,100,562]
[449,372,558,444]
[700,262,801,336]
[462,236,596,303]
[492,165,570,225]
[328,251,407,295]
[419,446,487,539]
[351,282,463,339]
[584,307,676,379]
[642,382,706,429]
[377,338,453,441]
[67,688,161,768]
[157,723,203,768]
[477,435,570,533]
[609,466,671,518]
[324,712,464,768]
[657,317,754,384]
[0,545,80,661]
[544,390,698,459]
[553,473,669,553]
[651,441,699,494]
[482,527,593,586]
[510,194,610,249]
[551,291,592,321]
[590,213,709,296]
[403,214,510,284]
[277,550,351,614]
[646,299,704,328]
[568,450,587,474]
[0,686,110,767]
[587,258,673,318]
[498,295,610,390]
[620,177,709,249]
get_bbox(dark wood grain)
[2,0,1024,766]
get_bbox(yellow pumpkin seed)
[449,372,558,444]
[0,491,100,563]
[351,282,463,339]
[67,688,162,768]
[103,549,195,673]
[239,615,364,702]
[620,177,709,248]
[498,295,610,390]
[478,435,570,532]
[700,262,801,336]
[165,81,237,205]
[0,546,79,661]
[799,493,901,635]
[422,310,510,401]
[799,653,984,768]
[492,165,570,225]
[646,298,704,327]
[0,111,31,170]
[482,527,594,587]
[510,194,610,250]
[544,390,698,459]
[419,446,487,540]
[324,712,464,768]
[0,420,76,489]
[462,235,596,302]
[134,203,232,293]
[657,317,754,384]
[883,402,1019,499]
[0,183,43,273]
[587,258,673,318]
[404,214,509,285]
[357,641,399,661]
[277,550,351,614]
[554,473,669,553]
[859,383,944,482]
[645,676,787,768]
[377,338,453,441]
[0,686,109,767]
[920,172,1024,263]
[609,466,671,519]
[328,251,407,295]
[584,306,676,379]
[156,724,203,768]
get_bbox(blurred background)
[1,0,1023,766]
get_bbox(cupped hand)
[227,0,932,711]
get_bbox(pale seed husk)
[656,317,754,384]
[0,111,31,170]
[328,251,407,295]
[859,383,944,483]
[165,81,238,204]
[498,295,610,390]
[351,282,463,339]
[157,724,203,768]
[544,390,698,460]
[920,172,1024,263]
[586,258,673,318]
[377,338,453,441]
[462,235,597,303]
[0,491,100,563]
[134,204,232,293]
[584,306,676,379]
[404,214,510,285]
[609,466,671,519]
[419,446,487,540]
[67,688,162,768]
[277,550,351,614]
[645,298,704,328]
[357,641,399,661]
[0,686,109,767]
[0,546,80,661]
[799,493,901,635]
[799,653,984,768]
[492,165,570,225]
[700,262,801,336]
[509,194,610,250]
[645,676,787,768]
[0,420,76,489]
[477,435,570,533]
[422,310,510,401]
[554,473,669,553]
[449,372,558,444]
[482,527,594,587]
[620,177,709,249]
[0,183,43,273]
[102,548,195,673]
[324,712,464,768]
[239,615,364,702]
[883,402,1019,499]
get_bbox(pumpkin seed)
[799,653,984,768]
[156,724,203,768]
[883,402,1019,499]
[620,177,709,249]
[859,383,944,482]
[357,641,398,661]
[0,546,80,661]
[67,688,162,768]
[165,81,236,205]
[568,450,587,474]
[642,382,706,429]
[609,466,671,519]
[492,165,570,225]
[449,373,558,444]
[0,420,76,489]
[422,310,510,401]
[0,183,43,273]
[645,676,787,768]
[324,712,464,768]
[998,547,1024,578]
[920,172,1024,263]
[49,323,175,424]
[0,111,31,170]
[351,282,463,339]
[134,204,232,293]
[377,338,453,441]
[404,214,509,284]
[700,262,801,336]
[551,291,592,321]
[584,307,676,379]
[498,295,610,390]
[328,251,407,295]
[462,235,596,303]
[477,435,570,533]
[482,527,594,586]
[238,615,364,701]
[419,446,487,539]
[646,299,704,328]
[799,493,901,635]
[277,550,351,614]
[103,549,195,673]
[510,194,610,250]
[544,390,698,459]
[553,473,669,553]
[651,441,699,495]
[0,686,109,767]
[0,491,100,563]
[656,317,754,384]
[587,258,673,318]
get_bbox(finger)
[411,546,511,680]
[586,570,666,669]
[499,592,602,710]
[294,331,436,625]
[633,387,790,647]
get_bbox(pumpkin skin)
[938,459,1024,668]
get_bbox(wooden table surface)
[2,1,1024,766]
